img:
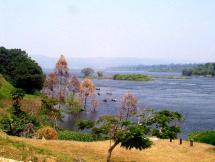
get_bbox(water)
[59,71,215,138]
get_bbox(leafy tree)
[182,63,215,76]
[81,68,94,77]
[40,97,62,128]
[182,69,193,76]
[11,88,25,115]
[0,47,45,93]
[79,93,182,162]
[97,71,104,77]
[150,110,182,139]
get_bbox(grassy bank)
[0,74,14,99]
[0,132,71,161]
[6,135,215,162]
[113,74,153,81]
[189,131,215,146]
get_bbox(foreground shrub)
[0,89,40,136]
[58,130,103,142]
[37,127,58,140]
[78,120,95,130]
[189,131,215,146]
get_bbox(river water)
[59,71,215,139]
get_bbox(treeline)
[109,64,198,72]
[182,63,215,76]
[0,47,44,93]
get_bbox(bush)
[78,120,95,130]
[189,131,215,146]
[37,127,58,140]
[58,130,103,142]
[113,74,152,81]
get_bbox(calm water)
[59,71,215,138]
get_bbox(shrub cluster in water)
[113,74,152,81]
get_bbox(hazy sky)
[0,0,215,63]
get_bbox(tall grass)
[189,131,215,146]
[0,74,14,99]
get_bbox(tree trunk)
[107,142,118,162]
[84,96,87,110]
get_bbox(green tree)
[81,68,94,77]
[79,94,182,162]
[11,88,25,115]
[0,47,45,93]
[150,110,182,139]
[97,71,104,77]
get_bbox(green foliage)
[97,71,104,77]
[110,64,198,72]
[113,74,152,81]
[10,113,39,135]
[92,116,119,137]
[0,116,12,133]
[119,124,152,150]
[78,120,95,130]
[0,107,39,136]
[189,131,215,146]
[0,74,14,99]
[81,68,95,77]
[80,109,182,162]
[39,97,62,128]
[183,63,215,76]
[182,69,193,76]
[10,88,25,117]
[151,110,182,139]
[58,130,103,142]
[0,47,45,93]
[0,89,40,136]
[65,95,83,113]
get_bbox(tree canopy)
[182,63,215,76]
[0,47,44,93]
[81,68,94,77]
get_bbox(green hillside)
[0,74,14,99]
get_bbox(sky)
[0,0,215,63]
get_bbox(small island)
[113,74,153,81]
